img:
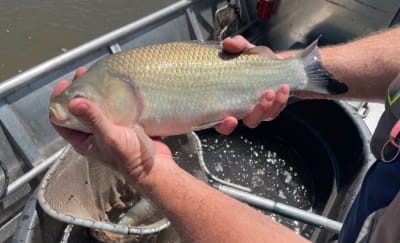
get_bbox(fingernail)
[280,85,290,95]
[265,92,274,102]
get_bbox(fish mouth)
[49,103,92,133]
[49,103,68,125]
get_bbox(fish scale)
[49,41,347,136]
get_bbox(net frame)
[38,145,170,236]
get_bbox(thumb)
[68,98,111,135]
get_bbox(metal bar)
[0,212,22,243]
[215,184,343,233]
[0,159,9,199]
[11,188,39,243]
[0,103,40,167]
[3,147,66,199]
[188,132,252,192]
[186,7,206,40]
[0,0,193,99]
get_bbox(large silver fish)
[49,41,347,136]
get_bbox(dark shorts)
[338,157,400,242]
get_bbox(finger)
[243,90,275,128]
[68,98,112,136]
[153,139,173,157]
[263,85,290,119]
[50,67,86,99]
[215,116,238,135]
[51,80,70,99]
[222,35,255,54]
[73,66,87,80]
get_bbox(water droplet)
[283,170,292,184]
[214,162,223,172]
[278,190,287,200]
[251,175,264,187]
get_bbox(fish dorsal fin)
[183,40,222,49]
[295,37,320,59]
[243,46,277,58]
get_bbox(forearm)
[138,157,309,243]
[322,26,400,101]
[283,25,400,102]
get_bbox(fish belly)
[139,87,255,136]
[137,67,303,137]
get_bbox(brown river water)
[0,0,177,81]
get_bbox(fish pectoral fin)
[132,125,155,162]
[191,120,223,131]
[244,46,277,59]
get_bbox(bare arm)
[140,156,310,243]
[287,25,400,102]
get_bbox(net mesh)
[38,146,170,242]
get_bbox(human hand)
[50,68,172,182]
[215,36,290,135]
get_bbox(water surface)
[0,0,177,81]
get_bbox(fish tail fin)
[297,38,348,94]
